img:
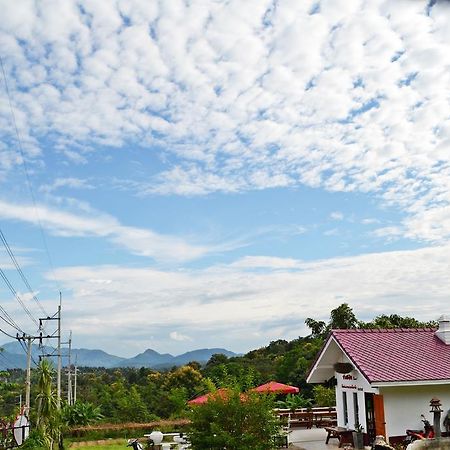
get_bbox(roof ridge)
[332,327,436,333]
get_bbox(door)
[365,393,375,443]
[373,394,386,437]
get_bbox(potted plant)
[353,423,364,449]
[334,362,354,374]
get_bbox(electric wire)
[0,228,48,316]
[0,325,19,339]
[0,348,15,367]
[0,267,39,327]
[0,55,62,294]
[0,303,23,332]
[17,338,39,366]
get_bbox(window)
[353,392,360,427]
[343,391,348,424]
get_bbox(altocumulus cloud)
[0,0,449,243]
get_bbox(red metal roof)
[331,328,450,383]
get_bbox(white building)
[307,315,450,444]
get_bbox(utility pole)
[17,330,59,417]
[25,337,32,416]
[73,361,78,404]
[67,331,72,405]
[38,294,63,409]
[57,294,62,409]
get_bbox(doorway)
[365,393,386,443]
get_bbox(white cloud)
[40,177,94,193]
[41,243,450,356]
[170,331,192,342]
[230,256,302,270]
[330,211,344,221]
[0,198,211,263]
[0,0,449,243]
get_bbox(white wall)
[335,366,378,430]
[381,384,450,438]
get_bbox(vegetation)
[35,359,64,450]
[188,387,281,450]
[0,304,438,445]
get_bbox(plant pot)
[334,362,354,374]
[353,432,364,449]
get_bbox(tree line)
[0,304,437,426]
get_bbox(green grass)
[70,446,126,450]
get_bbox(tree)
[188,388,281,450]
[35,359,64,450]
[361,314,437,329]
[313,385,335,407]
[329,303,358,329]
[304,318,327,337]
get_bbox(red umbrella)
[251,381,299,394]
[187,388,230,405]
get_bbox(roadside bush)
[188,388,281,450]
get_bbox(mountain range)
[0,341,237,370]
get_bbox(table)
[144,433,189,449]
[325,427,354,447]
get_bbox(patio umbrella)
[187,388,230,405]
[251,381,299,394]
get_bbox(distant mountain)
[0,349,27,369]
[172,348,237,366]
[117,349,174,368]
[72,349,126,368]
[0,341,125,368]
[0,342,237,369]
[152,348,238,370]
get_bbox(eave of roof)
[331,328,450,384]
[308,327,450,386]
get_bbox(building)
[307,315,450,443]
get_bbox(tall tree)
[329,303,358,329]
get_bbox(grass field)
[68,439,132,449]
[69,445,127,450]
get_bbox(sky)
[0,0,449,358]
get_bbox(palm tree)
[35,359,64,449]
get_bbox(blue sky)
[0,0,450,357]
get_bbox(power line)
[0,303,23,332]
[0,325,19,339]
[0,348,16,367]
[0,267,39,327]
[0,227,48,316]
[16,337,38,366]
[0,55,61,293]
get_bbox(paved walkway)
[288,428,341,450]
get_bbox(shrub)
[276,393,312,410]
[188,388,281,450]
[313,385,335,407]
[62,401,103,426]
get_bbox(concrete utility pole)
[25,337,32,416]
[17,329,59,417]
[73,362,78,404]
[57,295,62,409]
[38,294,63,409]
[67,331,72,405]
